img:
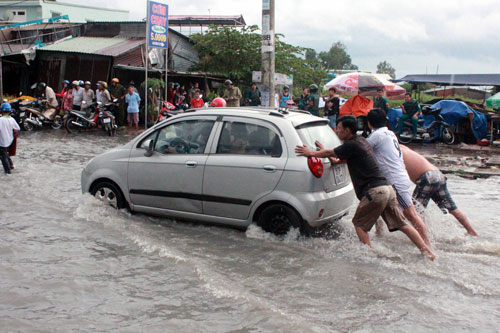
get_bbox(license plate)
[334,165,345,185]
[103,118,111,124]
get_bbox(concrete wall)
[0,1,42,22]
[0,0,129,23]
[41,1,129,23]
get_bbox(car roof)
[172,107,328,128]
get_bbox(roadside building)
[0,0,128,24]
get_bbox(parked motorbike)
[23,99,63,131]
[100,100,118,136]
[397,106,455,144]
[155,101,182,124]
[65,99,118,135]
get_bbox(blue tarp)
[387,101,488,140]
[429,100,487,140]
[387,108,402,131]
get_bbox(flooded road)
[1,131,499,332]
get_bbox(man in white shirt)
[0,103,20,174]
[366,108,431,246]
[72,80,84,110]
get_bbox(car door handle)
[186,161,198,167]
[263,165,276,172]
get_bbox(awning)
[394,74,500,86]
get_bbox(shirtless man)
[400,145,478,236]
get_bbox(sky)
[72,0,500,78]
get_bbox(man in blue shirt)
[125,86,141,133]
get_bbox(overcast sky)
[73,0,500,77]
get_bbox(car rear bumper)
[292,183,355,228]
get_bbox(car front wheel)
[90,181,126,209]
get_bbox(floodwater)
[1,130,499,332]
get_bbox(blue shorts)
[413,170,457,213]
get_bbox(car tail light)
[308,156,324,178]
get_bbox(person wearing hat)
[82,81,95,117]
[71,80,84,111]
[0,103,20,174]
[96,81,111,105]
[244,82,261,106]
[222,79,242,107]
[38,82,58,120]
[56,80,70,99]
[109,78,126,126]
[307,84,320,116]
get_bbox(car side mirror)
[143,139,155,157]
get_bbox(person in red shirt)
[56,80,70,99]
[190,89,205,108]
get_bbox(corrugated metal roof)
[38,36,144,57]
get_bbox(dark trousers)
[0,146,11,174]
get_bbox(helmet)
[79,80,84,86]
[224,79,233,86]
[210,97,227,108]
[283,85,289,91]
[1,103,12,112]
[96,81,104,87]
[38,82,47,90]
[63,80,70,85]
[309,84,318,92]
[72,80,79,86]
[84,81,91,86]
[111,78,119,83]
[103,81,108,89]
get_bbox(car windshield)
[296,121,342,149]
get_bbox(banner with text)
[148,1,168,49]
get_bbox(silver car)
[81,108,355,235]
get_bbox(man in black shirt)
[323,87,340,128]
[295,116,434,259]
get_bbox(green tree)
[318,41,358,70]
[190,25,261,83]
[376,61,396,79]
[189,26,327,93]
[305,48,317,60]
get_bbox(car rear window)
[296,121,342,149]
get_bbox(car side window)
[216,121,282,157]
[154,119,215,154]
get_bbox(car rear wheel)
[257,204,303,236]
[90,181,126,209]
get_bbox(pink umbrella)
[324,72,405,99]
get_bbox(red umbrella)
[324,72,405,99]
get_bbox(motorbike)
[397,106,455,145]
[23,99,63,131]
[100,100,118,136]
[65,99,118,135]
[155,101,182,124]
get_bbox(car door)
[127,116,217,214]
[203,117,287,220]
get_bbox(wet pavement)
[1,130,499,332]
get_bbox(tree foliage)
[318,42,358,71]
[189,25,326,92]
[376,61,396,79]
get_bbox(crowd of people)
[40,78,142,131]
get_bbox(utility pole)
[261,0,275,107]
